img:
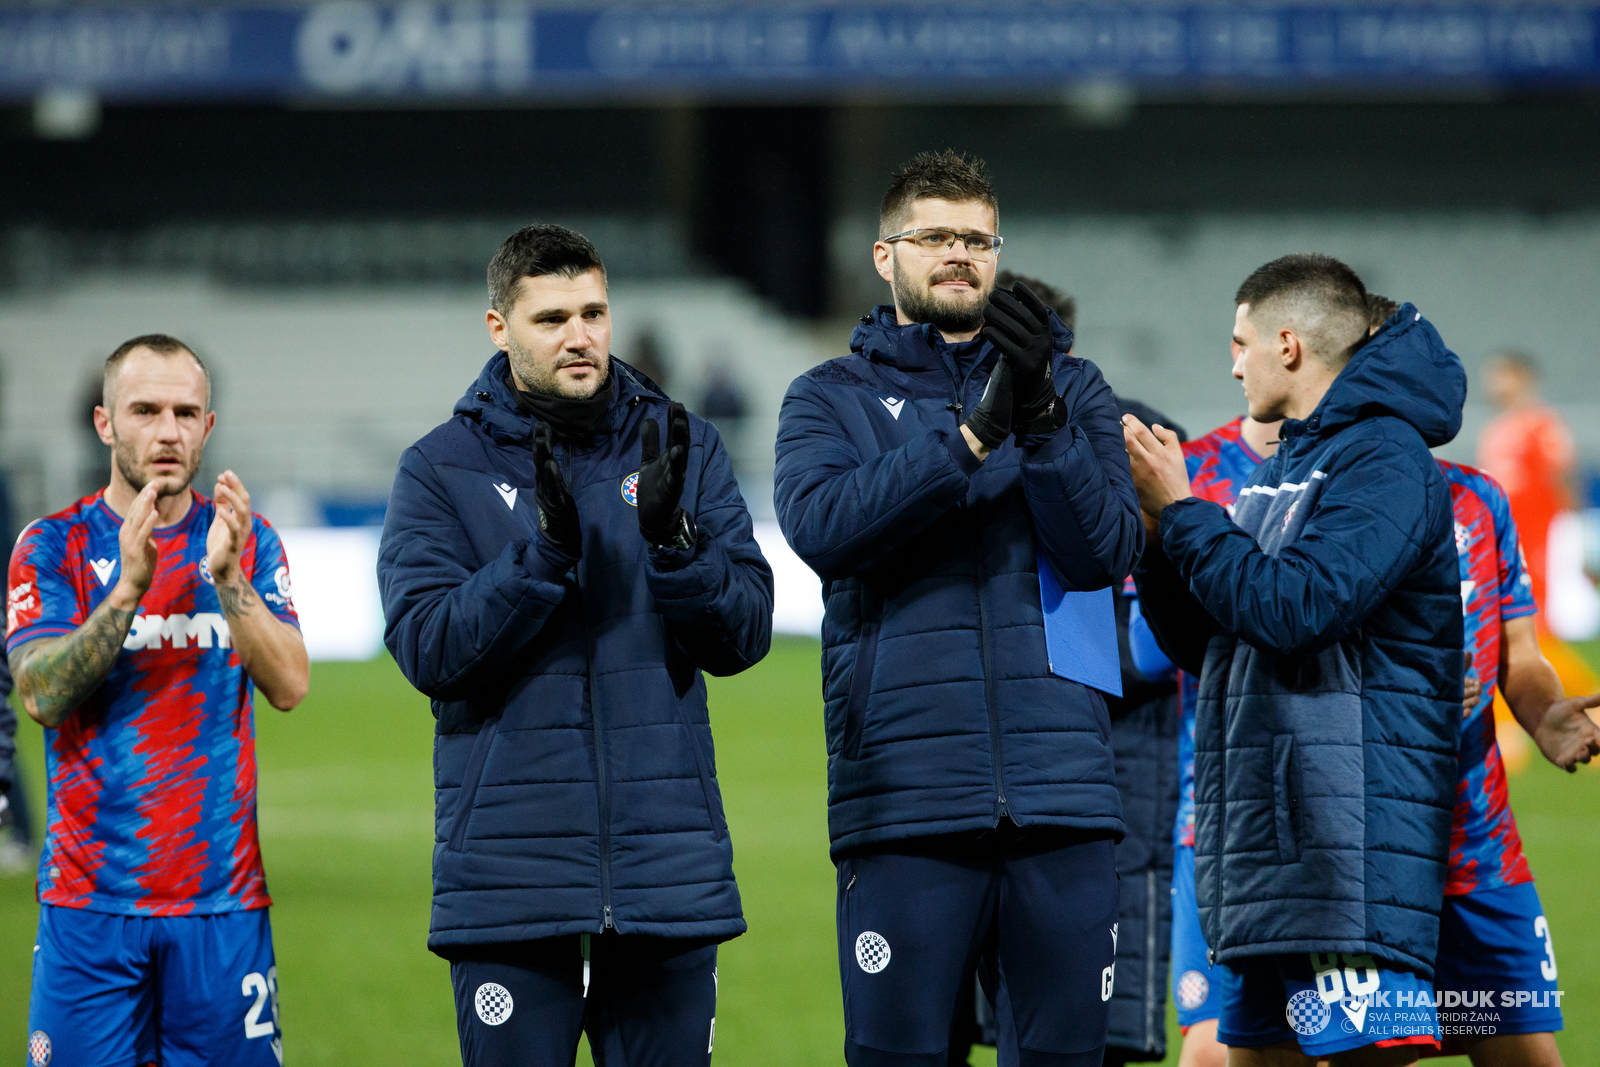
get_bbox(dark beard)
[505,335,610,400]
[113,435,196,496]
[892,256,988,335]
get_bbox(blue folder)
[1037,550,1122,698]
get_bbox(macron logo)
[880,397,905,420]
[494,482,518,510]
[90,558,116,586]
[1341,995,1370,1032]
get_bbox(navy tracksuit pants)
[836,823,1118,1067]
[450,934,718,1067]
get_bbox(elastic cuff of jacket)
[1156,497,1213,545]
[526,536,579,580]
[941,428,985,475]
[1019,422,1080,462]
[646,540,698,572]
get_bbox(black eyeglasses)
[882,228,1004,260]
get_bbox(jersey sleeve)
[7,520,84,654]
[1485,479,1538,621]
[249,518,301,628]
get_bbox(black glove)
[963,349,1014,450]
[532,422,582,560]
[983,282,1068,437]
[638,402,697,550]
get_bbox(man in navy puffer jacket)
[1126,255,1465,1065]
[775,150,1142,1066]
[378,225,772,1067]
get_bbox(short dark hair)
[879,150,998,238]
[1366,292,1401,331]
[488,224,606,315]
[104,333,209,409]
[1235,254,1369,369]
[995,271,1075,332]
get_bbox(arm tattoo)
[11,599,137,728]
[215,576,264,621]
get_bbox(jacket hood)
[452,350,667,446]
[849,303,1075,370]
[1289,303,1465,449]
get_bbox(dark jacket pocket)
[447,717,500,852]
[1272,734,1301,863]
[842,618,881,760]
[677,706,727,841]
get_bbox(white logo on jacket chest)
[493,482,518,510]
[880,397,904,420]
[123,612,230,651]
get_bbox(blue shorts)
[28,904,281,1067]
[1218,952,1441,1058]
[1169,844,1236,1029]
[1430,882,1563,1050]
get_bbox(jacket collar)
[453,350,667,447]
[850,305,965,372]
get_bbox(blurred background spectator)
[1477,350,1600,767]
[1478,351,1577,618]
[627,327,672,394]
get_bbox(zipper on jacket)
[563,436,616,935]
[591,634,615,931]
[975,565,1008,819]
[945,347,1009,820]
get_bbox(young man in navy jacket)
[1125,256,1466,1066]
[378,225,773,1066]
[774,150,1143,1066]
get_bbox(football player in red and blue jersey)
[8,334,309,1067]
[1364,295,1598,1067]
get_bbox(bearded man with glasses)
[775,149,1142,1066]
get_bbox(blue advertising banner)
[1,3,1597,101]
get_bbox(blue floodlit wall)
[1,3,1597,101]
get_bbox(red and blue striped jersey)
[1438,461,1537,895]
[1175,417,1264,848]
[5,490,298,916]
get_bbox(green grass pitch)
[4,635,1598,1065]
